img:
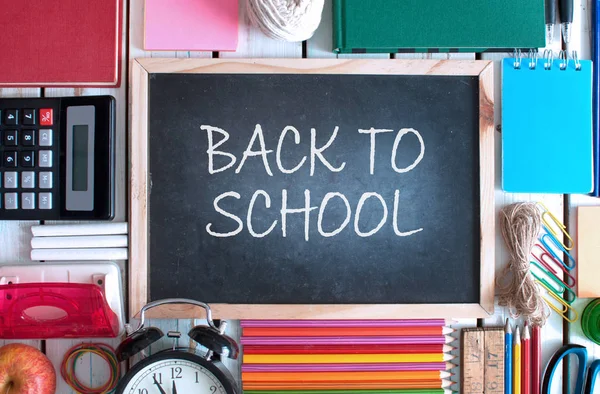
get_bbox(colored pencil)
[244,390,453,394]
[242,327,453,337]
[240,320,450,327]
[243,379,455,390]
[531,325,541,394]
[505,319,513,394]
[242,370,452,382]
[243,353,454,364]
[242,362,456,372]
[522,324,531,394]
[513,327,521,394]
[243,344,455,355]
[241,335,456,345]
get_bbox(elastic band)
[60,343,120,394]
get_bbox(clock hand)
[172,380,178,394]
[153,376,167,394]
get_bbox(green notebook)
[333,0,545,54]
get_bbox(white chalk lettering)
[354,192,388,237]
[310,126,346,176]
[391,128,425,173]
[317,192,351,237]
[280,189,318,241]
[276,126,307,174]
[392,189,423,236]
[358,128,394,175]
[247,190,278,238]
[206,191,243,237]
[201,125,237,174]
[236,124,274,176]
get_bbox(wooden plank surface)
[39,0,129,389]
[2,0,593,391]
[0,88,41,352]
[127,0,220,378]
[478,25,565,393]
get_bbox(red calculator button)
[40,108,53,126]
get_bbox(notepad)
[502,57,593,193]
[144,0,238,51]
[577,206,600,297]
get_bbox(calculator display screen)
[66,105,95,212]
[72,125,89,191]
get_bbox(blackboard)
[130,59,495,319]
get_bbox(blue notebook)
[502,56,593,193]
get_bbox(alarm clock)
[115,298,240,394]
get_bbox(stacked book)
[241,320,456,393]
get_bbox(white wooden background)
[0,0,594,392]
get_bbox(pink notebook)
[144,0,238,51]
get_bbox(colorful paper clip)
[530,260,576,304]
[536,280,578,323]
[539,231,576,271]
[537,202,574,250]
[531,244,576,288]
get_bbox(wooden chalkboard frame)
[130,58,495,320]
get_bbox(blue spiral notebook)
[502,56,593,193]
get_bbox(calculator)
[0,96,115,220]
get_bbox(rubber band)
[60,343,120,394]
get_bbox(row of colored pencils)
[505,320,542,394]
[240,320,457,393]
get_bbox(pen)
[545,0,556,44]
[505,319,513,394]
[559,0,574,43]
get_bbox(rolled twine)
[245,0,325,42]
[497,202,549,327]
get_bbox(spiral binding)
[512,49,582,71]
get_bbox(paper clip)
[530,260,576,304]
[539,231,576,271]
[537,202,574,250]
[531,244,577,288]
[536,280,579,323]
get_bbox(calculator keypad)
[0,102,57,218]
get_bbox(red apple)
[0,343,56,394]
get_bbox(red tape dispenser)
[0,283,120,339]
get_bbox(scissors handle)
[543,345,587,394]
[585,359,600,394]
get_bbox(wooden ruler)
[461,327,505,394]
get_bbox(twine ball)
[245,0,325,42]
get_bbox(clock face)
[118,352,235,394]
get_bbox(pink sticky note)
[144,0,238,51]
